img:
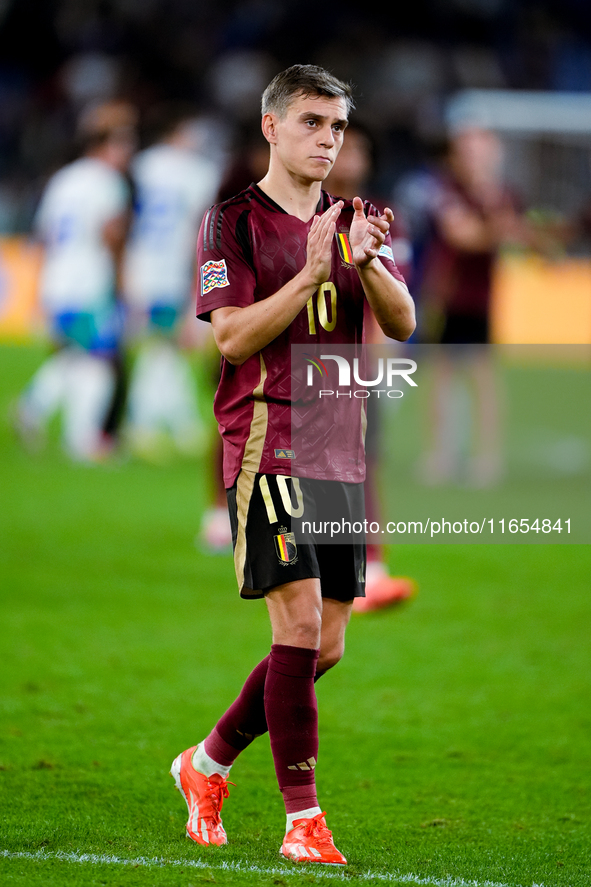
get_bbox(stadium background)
[1,2,590,886]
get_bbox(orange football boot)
[353,564,418,613]
[170,746,233,845]
[281,812,347,865]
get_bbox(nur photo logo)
[304,352,418,398]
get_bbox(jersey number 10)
[306,282,337,335]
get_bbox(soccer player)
[15,101,137,461]
[123,105,222,460]
[417,127,521,486]
[171,65,415,865]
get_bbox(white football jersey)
[124,144,221,309]
[36,157,130,313]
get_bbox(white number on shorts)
[276,475,304,518]
[259,475,278,524]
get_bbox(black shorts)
[226,470,366,601]
[440,313,489,345]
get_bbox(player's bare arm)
[103,210,131,296]
[438,199,535,254]
[211,201,343,365]
[349,196,416,341]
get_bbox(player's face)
[267,93,348,183]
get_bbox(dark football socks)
[201,644,322,815]
[203,655,270,766]
[264,643,320,813]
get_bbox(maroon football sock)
[265,643,320,813]
[203,655,270,767]
[203,649,327,774]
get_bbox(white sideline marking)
[0,848,548,887]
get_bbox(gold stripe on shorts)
[234,469,258,594]
[234,353,268,594]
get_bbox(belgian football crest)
[336,231,354,267]
[274,527,298,565]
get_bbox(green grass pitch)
[1,342,590,886]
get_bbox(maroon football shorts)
[226,470,366,601]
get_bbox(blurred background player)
[324,123,417,612]
[415,126,529,486]
[123,104,223,462]
[14,101,137,462]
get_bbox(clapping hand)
[349,196,393,268]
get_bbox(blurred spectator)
[14,100,137,462]
[324,123,417,613]
[123,103,223,461]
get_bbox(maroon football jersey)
[423,175,518,320]
[196,184,406,487]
